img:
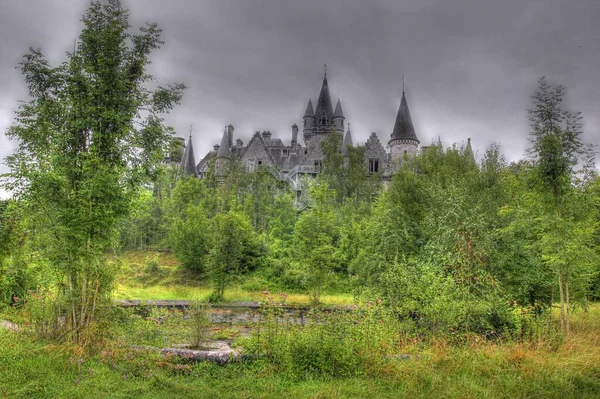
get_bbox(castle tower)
[215,126,231,180]
[312,66,336,136]
[302,99,315,143]
[389,90,419,162]
[180,133,197,178]
[333,99,345,133]
[342,123,353,156]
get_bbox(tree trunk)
[558,272,566,332]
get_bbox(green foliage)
[207,210,262,302]
[248,300,398,379]
[169,204,210,272]
[3,0,184,344]
[291,181,340,304]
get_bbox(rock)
[0,319,19,331]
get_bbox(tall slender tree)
[4,0,184,344]
[527,77,595,334]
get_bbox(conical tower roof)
[314,70,334,126]
[333,99,344,118]
[343,124,353,147]
[217,127,231,159]
[342,124,353,156]
[303,99,314,117]
[180,135,197,177]
[390,92,418,143]
[465,137,475,163]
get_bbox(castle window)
[304,150,308,155]
[368,159,379,173]
[283,149,289,156]
[320,113,327,125]
[248,160,255,172]
[258,160,263,166]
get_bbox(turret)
[313,66,335,134]
[215,127,231,180]
[464,137,476,164]
[333,99,345,133]
[180,135,198,178]
[389,90,419,163]
[342,123,353,156]
[303,99,315,143]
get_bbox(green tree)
[3,0,184,343]
[206,210,261,302]
[292,181,339,304]
[527,77,596,334]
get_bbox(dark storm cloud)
[1,0,599,197]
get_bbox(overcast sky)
[1,0,599,198]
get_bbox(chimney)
[214,144,220,151]
[291,124,298,147]
[262,130,271,145]
[227,124,234,148]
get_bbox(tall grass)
[2,303,600,398]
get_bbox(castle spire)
[314,66,335,127]
[390,91,419,143]
[344,124,353,147]
[465,137,475,164]
[303,99,314,117]
[333,99,344,119]
[180,134,197,178]
[217,126,231,159]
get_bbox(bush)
[245,300,399,379]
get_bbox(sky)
[1,0,599,198]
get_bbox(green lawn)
[115,250,354,306]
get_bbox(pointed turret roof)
[465,137,475,163]
[217,127,231,159]
[303,99,314,117]
[314,70,334,125]
[180,136,197,177]
[333,99,344,119]
[342,124,353,156]
[390,92,419,143]
[343,124,353,148]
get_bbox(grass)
[2,305,600,398]
[115,250,354,306]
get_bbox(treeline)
[5,79,598,340]
[108,80,599,337]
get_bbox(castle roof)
[217,127,231,159]
[342,124,353,156]
[180,136,198,178]
[390,92,418,143]
[465,137,475,164]
[303,99,314,117]
[314,72,334,126]
[333,99,345,119]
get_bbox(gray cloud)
[1,0,599,198]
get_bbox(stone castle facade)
[178,68,439,190]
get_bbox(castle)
[178,67,459,190]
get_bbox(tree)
[206,210,259,302]
[4,0,184,344]
[527,77,596,334]
[292,181,339,304]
